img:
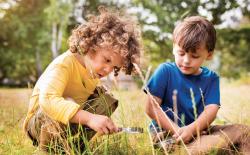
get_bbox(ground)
[0,81,249,154]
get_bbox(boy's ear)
[206,51,214,60]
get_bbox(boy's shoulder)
[152,62,178,75]
[200,67,219,79]
[157,62,176,70]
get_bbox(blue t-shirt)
[146,62,220,127]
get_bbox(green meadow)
[0,80,249,154]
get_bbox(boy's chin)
[181,71,193,75]
[178,68,195,75]
[180,69,200,75]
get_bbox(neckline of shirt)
[172,62,204,78]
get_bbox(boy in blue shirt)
[145,16,250,154]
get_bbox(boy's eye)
[178,51,185,56]
[192,55,200,58]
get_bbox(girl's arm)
[70,109,118,134]
[39,64,80,125]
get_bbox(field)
[0,81,250,154]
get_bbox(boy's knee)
[230,124,250,133]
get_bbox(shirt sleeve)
[204,74,220,106]
[38,64,80,124]
[146,63,168,99]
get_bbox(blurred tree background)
[0,0,249,87]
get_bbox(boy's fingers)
[173,129,182,138]
[176,136,182,143]
[172,134,178,138]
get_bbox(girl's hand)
[86,113,118,135]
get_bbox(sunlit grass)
[0,89,35,154]
[218,80,250,125]
[0,81,250,154]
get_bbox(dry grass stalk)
[133,63,191,155]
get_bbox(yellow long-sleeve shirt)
[23,50,99,131]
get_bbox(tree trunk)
[51,22,58,59]
[57,24,63,52]
[51,22,63,59]
[36,48,42,77]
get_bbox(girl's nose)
[103,66,113,74]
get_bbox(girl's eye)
[105,58,111,63]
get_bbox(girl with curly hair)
[23,6,142,153]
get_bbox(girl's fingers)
[101,127,109,135]
[106,120,118,133]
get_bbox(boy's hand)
[173,125,195,144]
[86,113,118,135]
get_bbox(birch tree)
[45,0,73,59]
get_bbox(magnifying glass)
[118,127,143,134]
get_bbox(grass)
[218,80,250,125]
[0,81,250,154]
[0,89,35,154]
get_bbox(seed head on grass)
[133,63,191,155]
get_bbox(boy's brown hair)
[173,16,216,53]
[68,6,142,75]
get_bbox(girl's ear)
[206,51,214,60]
[86,49,97,59]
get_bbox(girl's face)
[173,43,213,75]
[85,46,123,78]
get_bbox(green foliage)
[217,27,250,78]
[0,0,250,86]
[132,0,238,65]
[0,0,128,87]
[132,0,250,79]
[1,85,250,154]
[0,0,51,85]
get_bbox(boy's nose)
[183,55,191,64]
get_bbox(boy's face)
[173,43,213,75]
[85,46,123,78]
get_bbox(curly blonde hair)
[68,6,142,75]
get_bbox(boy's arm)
[145,95,179,134]
[189,104,219,134]
[174,104,219,143]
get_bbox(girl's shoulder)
[50,51,76,67]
